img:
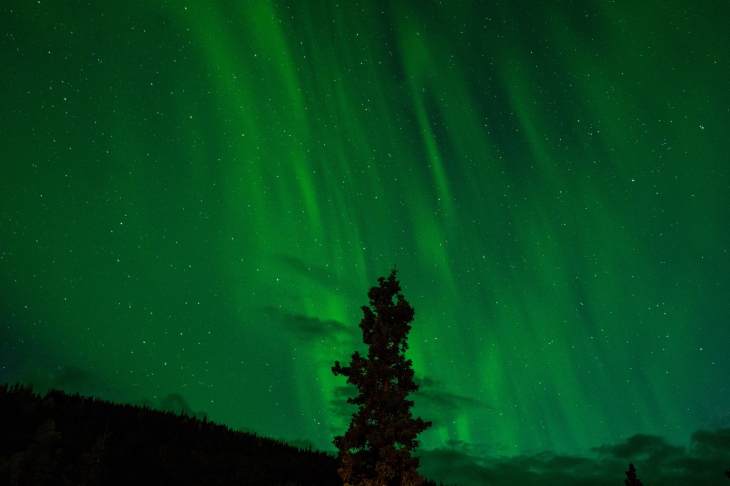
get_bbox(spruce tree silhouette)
[332,269,432,486]
[625,463,643,486]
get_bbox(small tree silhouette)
[332,269,432,486]
[625,463,643,486]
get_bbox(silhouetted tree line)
[0,384,445,486]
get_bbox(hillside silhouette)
[0,384,443,486]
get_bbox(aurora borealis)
[1,0,729,483]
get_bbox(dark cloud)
[691,428,730,456]
[262,306,356,344]
[592,433,683,461]
[413,377,490,426]
[18,363,111,396]
[9,360,210,423]
[158,392,207,420]
[47,365,100,391]
[416,429,730,486]
[135,392,208,420]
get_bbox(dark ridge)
[0,383,443,485]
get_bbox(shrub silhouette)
[332,269,432,486]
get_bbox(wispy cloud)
[414,377,489,417]
[262,306,356,344]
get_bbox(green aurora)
[1,0,728,482]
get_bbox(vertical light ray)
[0,0,728,463]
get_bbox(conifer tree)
[625,463,643,486]
[332,269,432,486]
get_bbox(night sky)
[1,1,729,484]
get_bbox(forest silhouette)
[1,271,728,484]
[0,383,447,485]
